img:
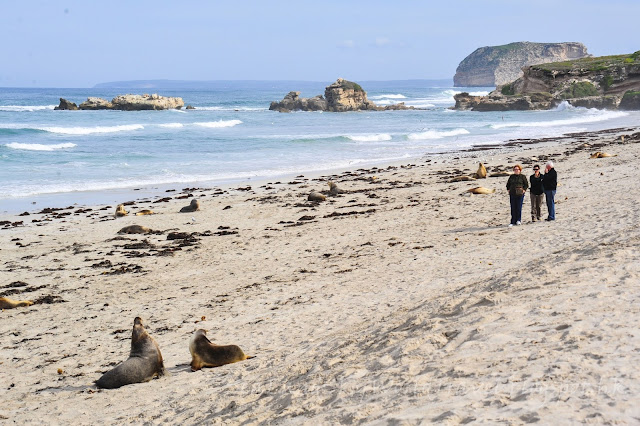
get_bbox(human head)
[513,164,522,174]
[545,161,554,171]
[533,164,540,172]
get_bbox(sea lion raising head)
[472,162,487,179]
[0,297,34,309]
[179,199,200,213]
[467,187,496,195]
[189,329,254,371]
[114,204,128,218]
[118,225,152,234]
[96,317,166,389]
[328,181,342,196]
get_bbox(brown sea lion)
[308,191,326,202]
[328,181,342,196]
[179,199,200,213]
[472,162,487,179]
[114,204,128,218]
[135,209,154,216]
[0,296,34,309]
[590,152,617,159]
[118,225,152,234]
[189,329,254,371]
[449,175,476,183]
[96,317,166,389]
[467,187,496,195]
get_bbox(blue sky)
[1,0,638,87]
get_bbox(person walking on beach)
[506,164,528,226]
[542,161,557,221]
[529,165,544,222]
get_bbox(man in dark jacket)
[542,161,557,221]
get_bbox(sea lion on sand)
[179,199,200,213]
[114,204,128,218]
[328,181,342,196]
[118,225,152,234]
[471,162,487,179]
[449,175,476,183]
[189,329,254,371]
[96,317,166,389]
[467,187,496,195]
[489,172,511,177]
[135,209,154,216]
[308,191,326,202]
[590,152,617,159]
[0,296,34,309]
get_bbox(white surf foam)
[407,128,470,140]
[158,123,184,128]
[490,110,628,129]
[194,120,243,128]
[347,134,393,142]
[0,105,57,112]
[6,142,77,151]
[39,124,144,135]
[369,94,407,100]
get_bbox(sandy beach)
[1,126,639,424]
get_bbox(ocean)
[1,81,637,213]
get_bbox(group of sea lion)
[448,163,498,195]
[115,198,201,234]
[96,317,254,389]
[307,181,343,202]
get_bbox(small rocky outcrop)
[454,42,590,87]
[453,51,640,111]
[270,78,416,112]
[63,94,184,111]
[54,98,78,110]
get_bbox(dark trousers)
[544,189,556,220]
[509,194,524,224]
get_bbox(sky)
[1,0,638,88]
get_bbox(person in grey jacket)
[506,164,528,226]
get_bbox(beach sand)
[1,127,639,424]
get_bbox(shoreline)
[1,124,639,423]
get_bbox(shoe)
[516,221,521,225]
[531,217,536,222]
[545,218,555,221]
[508,224,513,227]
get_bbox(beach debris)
[308,191,326,202]
[114,204,128,218]
[118,225,152,234]
[489,172,511,177]
[0,296,34,309]
[589,151,617,158]
[179,199,200,213]
[449,175,476,183]
[467,187,496,194]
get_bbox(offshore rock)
[270,78,416,112]
[76,94,184,111]
[454,42,590,87]
[453,51,640,111]
[54,98,78,110]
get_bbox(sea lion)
[472,162,487,179]
[189,329,254,371]
[96,317,166,389]
[135,209,154,216]
[590,152,617,159]
[328,181,342,196]
[467,187,496,195]
[179,199,200,213]
[489,172,511,177]
[308,191,326,202]
[0,296,34,309]
[114,204,128,218]
[118,225,152,234]
[449,175,476,183]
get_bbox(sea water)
[0,81,637,213]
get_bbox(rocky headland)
[269,78,417,112]
[54,93,184,111]
[454,42,590,87]
[453,51,640,111]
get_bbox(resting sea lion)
[114,204,128,218]
[472,162,487,179]
[135,209,154,216]
[179,199,200,213]
[590,152,617,159]
[489,172,511,177]
[308,191,326,202]
[0,296,34,309]
[449,175,476,183]
[96,317,166,389]
[467,187,496,195]
[328,181,342,196]
[189,329,254,371]
[118,225,152,234]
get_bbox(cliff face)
[453,51,640,111]
[454,42,590,87]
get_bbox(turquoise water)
[0,81,637,212]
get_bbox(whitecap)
[194,120,243,128]
[38,124,144,135]
[158,123,184,128]
[369,94,407,100]
[407,128,470,140]
[347,134,393,142]
[490,110,628,129]
[6,142,77,151]
[0,105,56,112]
